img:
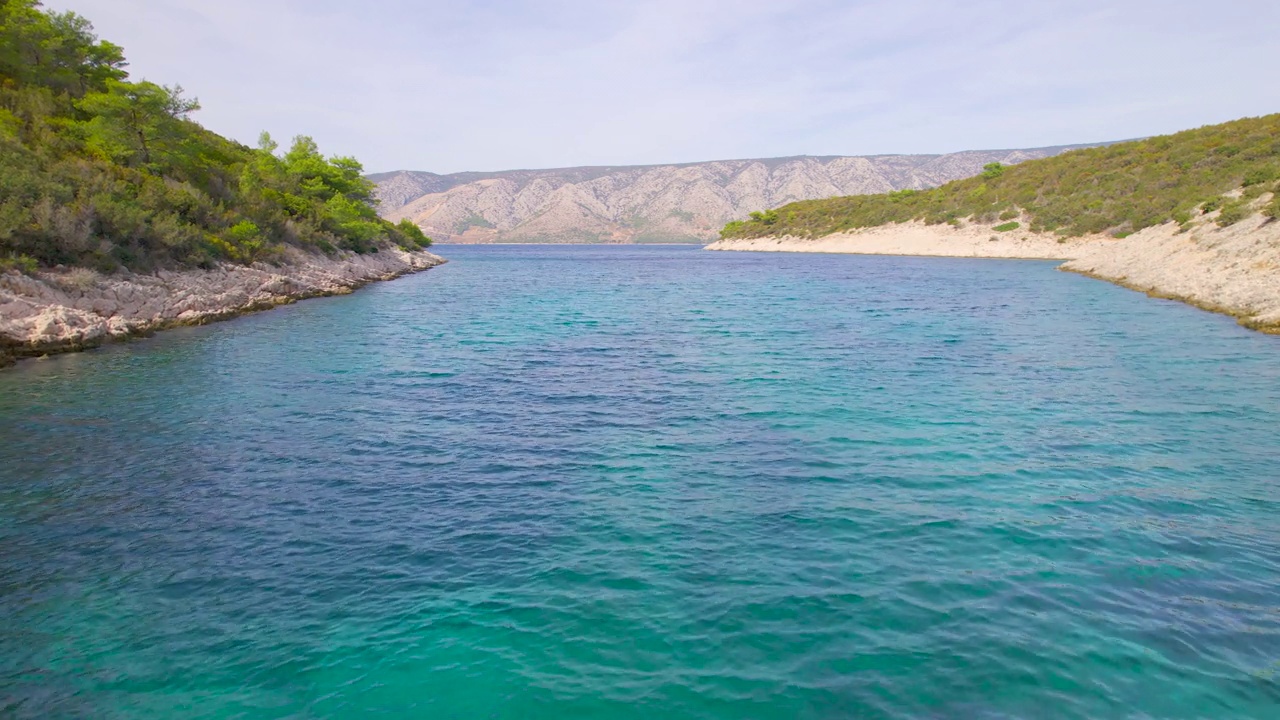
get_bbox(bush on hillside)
[1264,195,1280,220]
[720,114,1280,240]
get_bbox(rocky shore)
[705,220,1092,259]
[707,211,1280,334]
[1,246,446,366]
[1060,214,1280,333]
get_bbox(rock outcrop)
[1061,213,1280,333]
[0,246,445,366]
[371,146,1096,244]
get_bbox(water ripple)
[2,245,1280,718]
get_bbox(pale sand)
[706,221,1091,259]
[707,212,1280,333]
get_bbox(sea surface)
[2,244,1279,719]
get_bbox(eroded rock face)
[374,146,1096,244]
[0,246,445,365]
[1062,213,1280,333]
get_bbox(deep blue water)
[1,244,1279,719]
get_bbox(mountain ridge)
[373,144,1105,244]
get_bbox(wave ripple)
[2,245,1280,718]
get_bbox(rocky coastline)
[707,211,1280,334]
[0,246,446,367]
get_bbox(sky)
[47,0,1280,174]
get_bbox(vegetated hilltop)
[0,0,431,275]
[372,145,1098,244]
[1,0,445,367]
[720,114,1280,240]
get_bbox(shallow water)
[2,245,1279,719]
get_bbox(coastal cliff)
[1061,212,1280,333]
[0,247,444,366]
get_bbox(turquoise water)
[2,245,1279,718]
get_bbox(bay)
[2,245,1279,718]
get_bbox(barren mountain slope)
[371,146,1094,243]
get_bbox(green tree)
[0,0,126,95]
[257,130,278,154]
[77,79,199,168]
[393,218,432,248]
[282,135,375,204]
[0,1,432,271]
[224,220,267,261]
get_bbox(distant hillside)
[372,145,1099,244]
[720,114,1280,240]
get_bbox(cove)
[2,245,1279,719]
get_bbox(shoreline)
[704,221,1096,260]
[433,242,705,246]
[1,246,446,368]
[707,215,1280,334]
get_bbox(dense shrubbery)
[0,0,430,273]
[723,114,1280,240]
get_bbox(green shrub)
[223,220,267,262]
[998,209,1018,221]
[227,220,261,243]
[1264,194,1280,220]
[452,213,494,233]
[390,218,433,249]
[0,254,39,274]
[993,221,1020,232]
[981,162,1005,180]
[720,220,746,238]
[1216,199,1250,227]
[1243,167,1277,186]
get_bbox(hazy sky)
[48,0,1280,174]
